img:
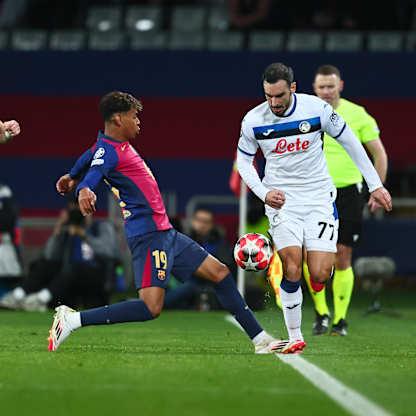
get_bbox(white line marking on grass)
[225,315,393,416]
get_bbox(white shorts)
[267,200,339,253]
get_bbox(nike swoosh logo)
[262,129,274,136]
[286,303,300,310]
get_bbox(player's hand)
[368,194,382,213]
[0,121,5,142]
[3,120,21,137]
[78,187,97,216]
[370,187,392,212]
[265,189,285,209]
[56,174,78,195]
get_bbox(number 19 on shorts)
[152,250,168,269]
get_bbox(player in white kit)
[237,63,392,353]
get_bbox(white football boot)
[48,305,77,351]
[255,333,289,354]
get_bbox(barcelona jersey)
[70,131,172,238]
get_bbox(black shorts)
[336,184,366,247]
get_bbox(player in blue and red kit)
[48,91,289,354]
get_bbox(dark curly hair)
[99,91,143,121]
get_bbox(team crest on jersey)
[298,121,311,133]
[330,112,342,127]
[93,147,105,159]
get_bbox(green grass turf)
[0,291,415,416]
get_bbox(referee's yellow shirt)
[324,98,380,188]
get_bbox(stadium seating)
[168,32,205,50]
[248,31,285,51]
[1,2,415,53]
[0,31,8,49]
[405,31,416,50]
[325,31,363,52]
[129,31,167,50]
[286,31,323,51]
[11,30,48,51]
[207,32,243,51]
[171,6,207,32]
[125,5,163,32]
[49,30,86,51]
[207,6,229,32]
[367,31,403,52]
[86,5,122,32]
[88,31,125,51]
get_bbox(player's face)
[264,80,296,116]
[120,108,141,140]
[313,74,343,106]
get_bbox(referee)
[306,64,388,336]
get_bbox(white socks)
[280,286,303,342]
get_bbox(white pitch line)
[225,315,393,416]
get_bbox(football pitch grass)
[0,291,415,416]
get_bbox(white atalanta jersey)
[238,93,346,208]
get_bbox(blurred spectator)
[0,182,22,281]
[189,207,234,269]
[164,207,234,310]
[0,198,119,311]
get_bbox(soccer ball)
[233,233,273,271]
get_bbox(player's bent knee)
[216,263,230,281]
[146,304,162,319]
[310,268,331,283]
[197,255,230,283]
[284,263,302,281]
[207,262,229,283]
[141,299,163,318]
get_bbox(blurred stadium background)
[1,0,416,280]
[0,1,415,415]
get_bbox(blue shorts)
[127,229,209,289]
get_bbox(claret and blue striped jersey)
[70,131,172,238]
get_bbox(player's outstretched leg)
[195,255,288,354]
[47,296,156,351]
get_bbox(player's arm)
[76,145,118,216]
[364,139,388,184]
[359,111,388,184]
[365,139,388,212]
[236,118,285,209]
[56,146,97,195]
[321,105,392,211]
